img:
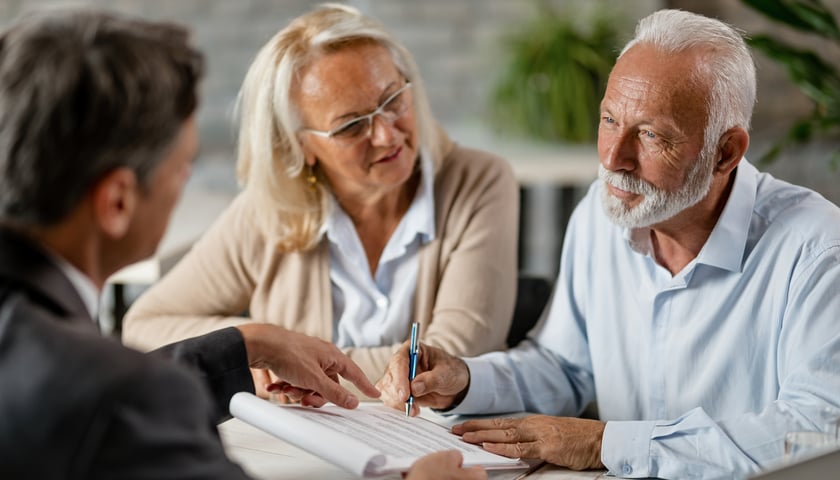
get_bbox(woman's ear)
[296,133,318,167]
[89,168,138,239]
[714,126,749,175]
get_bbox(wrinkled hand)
[376,341,470,416]
[237,324,380,409]
[405,451,487,480]
[453,416,605,471]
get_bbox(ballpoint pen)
[405,321,419,416]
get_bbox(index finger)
[390,340,412,376]
[305,369,362,409]
[452,417,520,435]
[376,341,413,400]
[332,354,381,400]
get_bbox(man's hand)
[452,416,605,471]
[250,368,275,399]
[237,324,380,409]
[251,368,297,403]
[376,342,470,415]
[405,451,487,480]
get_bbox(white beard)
[599,149,715,229]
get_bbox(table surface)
[218,410,608,480]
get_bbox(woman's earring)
[306,164,317,191]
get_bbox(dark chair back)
[507,275,552,348]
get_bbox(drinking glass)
[783,408,840,463]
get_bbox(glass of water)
[784,431,835,462]
[784,408,840,463]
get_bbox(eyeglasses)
[301,82,413,147]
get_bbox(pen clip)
[406,322,420,416]
[409,322,419,354]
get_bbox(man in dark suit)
[0,9,486,480]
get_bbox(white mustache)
[598,165,658,196]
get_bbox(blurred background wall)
[0,0,657,153]
[1,0,838,279]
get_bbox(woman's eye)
[602,116,615,124]
[385,91,406,113]
[333,119,367,138]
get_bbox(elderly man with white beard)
[375,9,840,480]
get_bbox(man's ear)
[90,167,138,239]
[715,126,749,176]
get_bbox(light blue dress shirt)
[451,161,840,479]
[326,156,435,348]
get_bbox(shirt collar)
[623,158,756,273]
[401,153,436,243]
[44,249,100,322]
[694,159,756,272]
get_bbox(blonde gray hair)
[236,3,440,251]
[622,9,756,157]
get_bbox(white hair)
[621,9,756,155]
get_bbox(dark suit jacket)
[0,228,253,479]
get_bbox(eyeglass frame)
[300,81,413,146]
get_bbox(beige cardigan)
[123,135,519,389]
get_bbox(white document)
[229,392,527,477]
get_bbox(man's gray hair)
[622,9,756,152]
[0,9,204,226]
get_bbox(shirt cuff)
[439,357,498,415]
[602,420,657,478]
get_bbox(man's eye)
[640,130,656,139]
[602,116,615,124]
[333,119,367,138]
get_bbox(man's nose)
[600,130,638,173]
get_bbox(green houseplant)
[741,0,840,167]
[488,4,620,143]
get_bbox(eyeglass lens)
[331,84,411,142]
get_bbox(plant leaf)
[830,149,840,170]
[747,35,840,106]
[742,0,840,41]
[488,5,619,143]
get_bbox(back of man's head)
[0,9,204,227]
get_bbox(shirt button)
[376,297,388,309]
[622,464,632,475]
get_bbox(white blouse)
[324,156,435,348]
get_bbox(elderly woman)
[123,3,518,396]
